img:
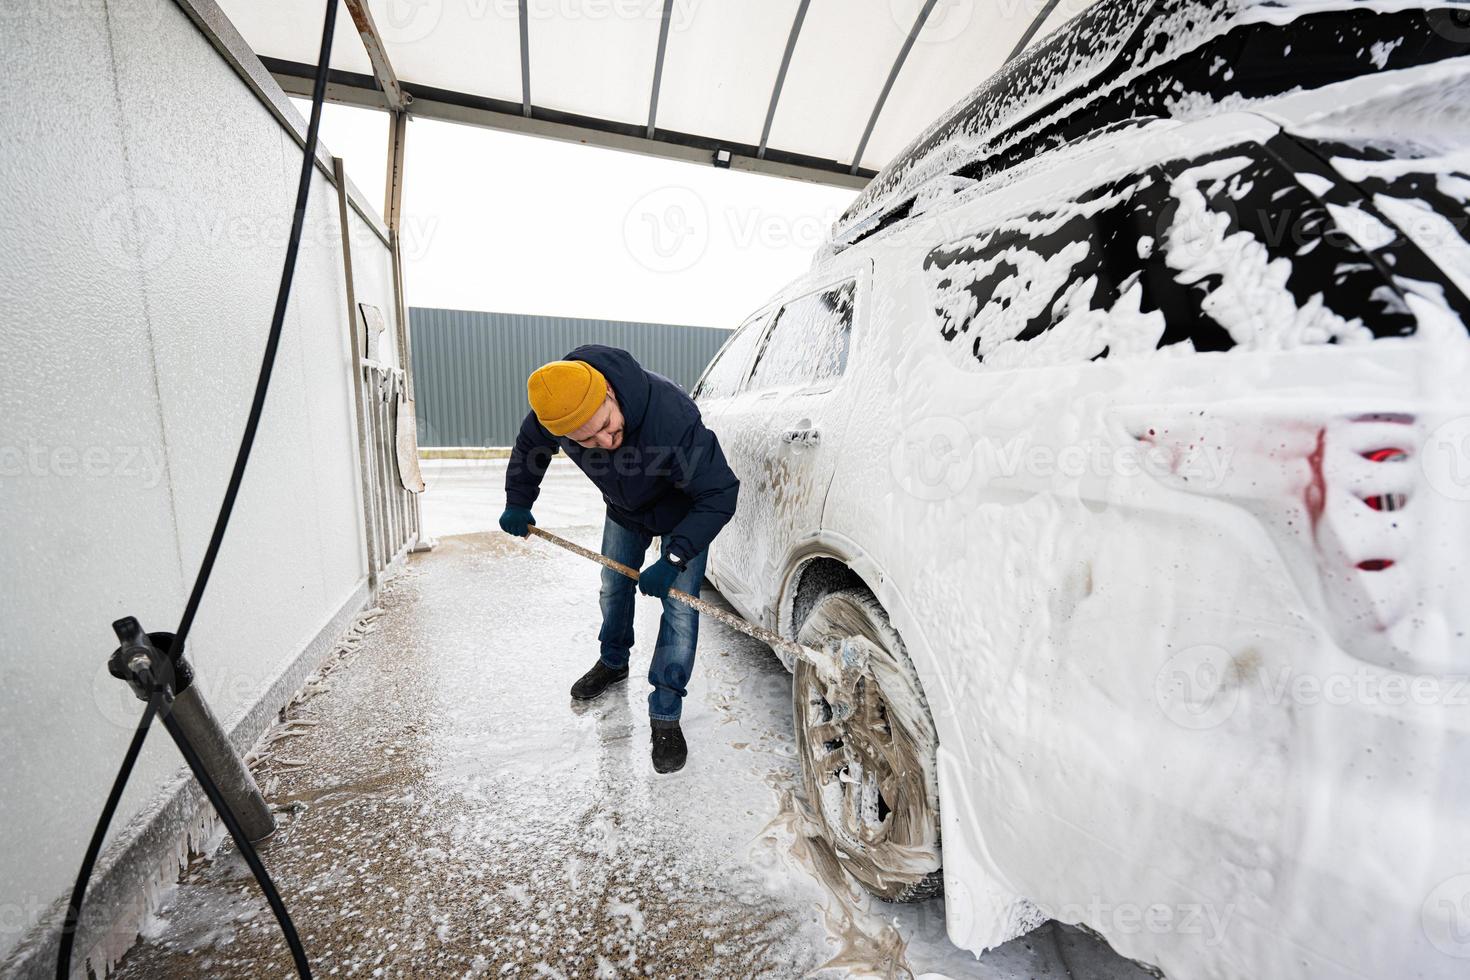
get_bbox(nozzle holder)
[108,616,194,702]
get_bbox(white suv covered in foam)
[693,1,1470,977]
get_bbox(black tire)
[792,587,943,902]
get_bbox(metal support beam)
[384,108,425,542]
[385,110,414,403]
[646,0,675,138]
[518,0,532,117]
[267,60,873,188]
[333,157,382,594]
[850,0,938,174]
[758,0,810,160]
[1005,0,1064,64]
[385,111,405,234]
[343,0,408,110]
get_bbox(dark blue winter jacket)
[505,345,740,563]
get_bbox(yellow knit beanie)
[527,360,608,436]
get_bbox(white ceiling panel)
[526,0,665,126]
[382,0,523,105]
[216,0,373,75]
[653,0,804,147]
[763,0,928,165]
[216,0,1115,182]
[858,0,1026,171]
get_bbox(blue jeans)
[597,513,707,722]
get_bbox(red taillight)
[1360,448,1409,512]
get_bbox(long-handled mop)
[526,525,858,687]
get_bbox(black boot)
[650,720,687,774]
[570,661,628,701]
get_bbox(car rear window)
[747,281,855,391]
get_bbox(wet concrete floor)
[112,460,1155,979]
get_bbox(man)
[498,345,739,774]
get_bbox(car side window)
[746,280,856,391]
[693,313,767,400]
[921,139,1419,370]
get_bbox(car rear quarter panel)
[819,111,1470,977]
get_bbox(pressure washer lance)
[525,525,859,691]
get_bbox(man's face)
[567,391,624,450]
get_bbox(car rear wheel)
[793,587,943,902]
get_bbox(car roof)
[833,0,1458,250]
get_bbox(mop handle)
[525,525,809,663]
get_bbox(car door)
[710,270,865,625]
[691,309,772,594]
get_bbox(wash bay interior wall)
[1,1,396,967]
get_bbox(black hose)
[158,700,311,976]
[55,701,156,979]
[57,0,340,975]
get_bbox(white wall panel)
[1,3,190,961]
[0,0,380,963]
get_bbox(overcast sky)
[296,100,858,329]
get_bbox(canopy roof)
[217,0,1095,187]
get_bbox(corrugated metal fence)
[410,307,732,447]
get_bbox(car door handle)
[781,427,820,446]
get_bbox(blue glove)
[499,506,535,537]
[637,556,681,599]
